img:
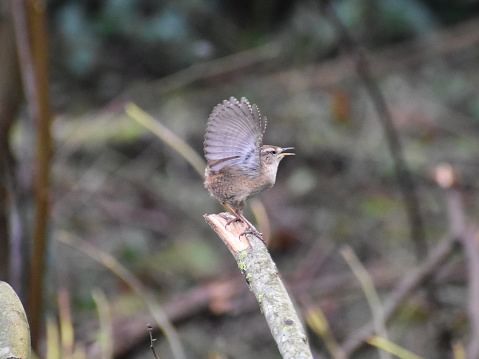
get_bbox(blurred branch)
[204,212,313,359]
[453,343,467,359]
[11,0,53,350]
[125,103,206,177]
[461,227,479,359]
[307,307,346,359]
[342,234,458,356]
[46,316,61,359]
[342,165,479,356]
[58,233,187,359]
[58,287,75,359]
[341,246,391,359]
[436,164,479,359]
[366,336,425,359]
[100,246,459,358]
[319,1,427,261]
[92,289,114,359]
[250,198,272,245]
[0,0,22,284]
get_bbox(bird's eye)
[271,150,276,155]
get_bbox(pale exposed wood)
[204,212,252,253]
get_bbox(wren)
[204,96,294,237]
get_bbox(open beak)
[279,147,295,157]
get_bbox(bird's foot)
[223,211,265,244]
[239,228,264,243]
[224,216,242,229]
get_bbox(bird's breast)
[204,165,275,204]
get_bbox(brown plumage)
[204,97,294,236]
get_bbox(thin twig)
[319,1,427,261]
[147,324,160,359]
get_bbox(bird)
[204,96,294,238]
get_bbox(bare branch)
[204,213,313,359]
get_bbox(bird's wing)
[204,97,263,174]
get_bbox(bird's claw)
[239,228,264,243]
[224,215,265,244]
[224,216,241,229]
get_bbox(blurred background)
[2,0,479,358]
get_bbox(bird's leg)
[223,204,263,240]
[237,215,263,241]
[224,213,241,227]
[223,204,243,227]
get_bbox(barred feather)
[204,97,264,175]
